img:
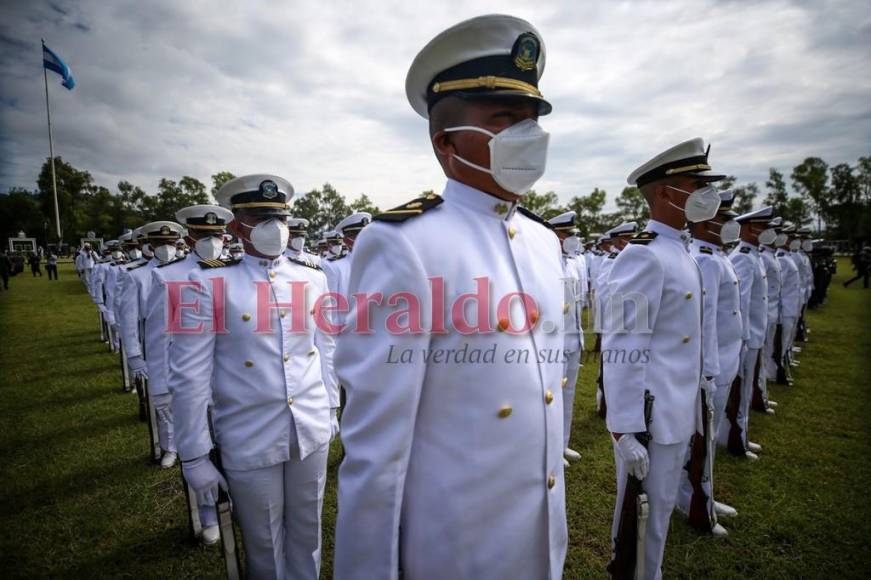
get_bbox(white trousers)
[736,348,758,446]
[782,316,797,360]
[612,439,688,580]
[562,349,582,449]
[224,444,328,580]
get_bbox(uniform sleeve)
[602,244,664,435]
[118,270,142,358]
[145,269,171,394]
[167,269,216,461]
[697,256,720,378]
[730,255,753,343]
[333,224,432,580]
[312,271,340,408]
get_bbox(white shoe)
[160,451,178,469]
[714,501,738,518]
[711,523,729,537]
[564,448,581,461]
[201,525,220,546]
[792,346,802,353]
[745,451,760,461]
[768,401,779,408]
[747,441,763,453]
[563,458,570,468]
[766,408,776,415]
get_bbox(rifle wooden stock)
[608,391,654,579]
[750,349,767,412]
[686,389,715,532]
[725,373,746,456]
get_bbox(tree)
[36,157,95,243]
[0,189,45,247]
[567,188,607,238]
[764,168,789,213]
[291,183,351,242]
[615,186,649,221]
[521,190,562,219]
[857,156,871,202]
[791,157,829,230]
[732,182,758,215]
[348,194,380,216]
[151,177,210,220]
[827,163,863,239]
[211,171,236,198]
[783,197,811,226]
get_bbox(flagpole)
[42,38,62,242]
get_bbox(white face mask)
[443,119,550,194]
[194,236,224,260]
[127,248,142,261]
[775,233,788,247]
[802,240,813,252]
[111,250,124,261]
[708,220,741,244]
[758,227,777,246]
[231,250,244,259]
[329,243,343,256]
[243,219,289,257]
[289,236,305,252]
[789,239,801,251]
[667,185,721,223]
[154,244,176,263]
[562,235,580,255]
[141,244,154,258]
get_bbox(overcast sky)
[1,0,869,212]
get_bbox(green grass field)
[1,260,869,578]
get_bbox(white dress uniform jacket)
[602,221,703,444]
[760,247,782,324]
[334,179,567,580]
[562,255,585,354]
[729,242,767,350]
[118,260,158,359]
[778,250,802,319]
[322,253,351,328]
[168,254,338,470]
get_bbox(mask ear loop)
[441,126,497,175]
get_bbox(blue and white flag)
[42,43,75,90]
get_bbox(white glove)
[182,455,228,505]
[128,355,149,381]
[97,304,108,315]
[330,407,340,440]
[616,434,649,480]
[152,393,172,423]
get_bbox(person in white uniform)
[724,206,774,460]
[323,212,371,333]
[145,205,234,546]
[547,211,586,466]
[119,221,186,468]
[602,137,724,579]
[169,175,339,579]
[756,217,782,412]
[677,189,743,536]
[777,223,803,374]
[334,15,567,580]
[285,217,321,266]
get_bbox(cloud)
[1,0,869,216]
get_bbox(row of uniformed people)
[80,13,826,580]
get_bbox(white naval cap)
[336,212,372,237]
[546,210,577,232]
[322,229,342,242]
[768,216,784,229]
[288,217,311,235]
[175,204,234,230]
[604,221,639,238]
[142,221,186,241]
[215,174,293,216]
[132,226,146,241]
[796,225,813,237]
[104,239,120,249]
[735,205,774,224]
[627,138,725,187]
[118,230,134,244]
[405,14,550,118]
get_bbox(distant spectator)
[843,246,871,289]
[28,252,42,277]
[0,251,10,290]
[46,252,58,280]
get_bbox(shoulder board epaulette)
[776,250,785,257]
[374,194,444,223]
[629,231,658,245]
[516,206,548,227]
[698,246,713,255]
[198,258,240,269]
[288,255,322,271]
[157,257,186,268]
[739,246,751,254]
[607,251,619,259]
[127,261,149,270]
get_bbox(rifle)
[724,373,746,456]
[141,376,162,463]
[208,409,242,580]
[608,390,654,579]
[750,350,767,412]
[119,341,132,393]
[686,386,718,532]
[796,305,807,342]
[772,324,790,385]
[99,310,108,343]
[596,354,607,419]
